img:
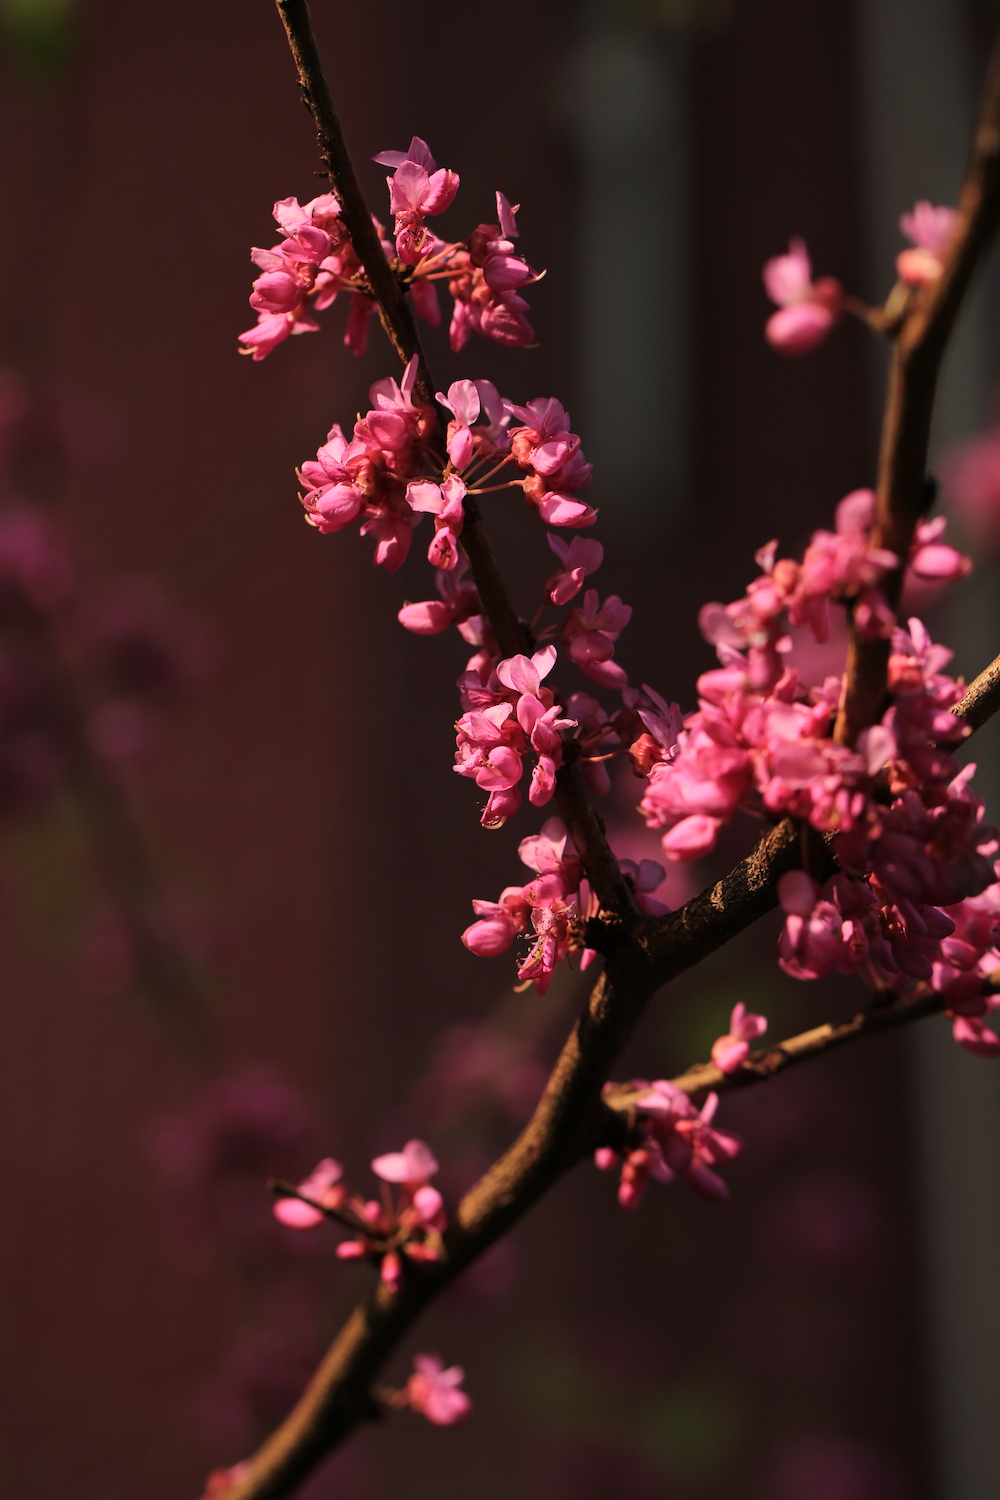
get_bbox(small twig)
[952,649,1000,731]
[835,30,1000,745]
[269,1180,375,1237]
[603,986,948,1114]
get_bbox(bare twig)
[835,31,1000,745]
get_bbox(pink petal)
[765,302,834,356]
[661,815,721,861]
[273,1198,325,1229]
[398,600,453,635]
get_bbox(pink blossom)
[606,1081,743,1205]
[563,589,631,688]
[496,645,557,698]
[710,1002,768,1073]
[436,380,480,470]
[951,1014,1000,1057]
[446,206,538,352]
[461,887,531,956]
[240,193,363,359]
[463,819,585,991]
[763,238,843,355]
[404,1354,472,1425]
[407,475,467,570]
[778,869,821,916]
[273,1157,344,1229]
[661,813,723,861]
[545,533,604,605]
[398,558,480,637]
[788,491,898,642]
[371,1138,439,1187]
[907,516,970,584]
[200,1462,250,1498]
[897,201,957,285]
[505,397,597,528]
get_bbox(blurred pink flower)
[404,1353,472,1425]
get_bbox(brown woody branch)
[953,649,1000,731]
[835,30,1000,746]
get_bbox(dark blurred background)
[2,1,1000,1497]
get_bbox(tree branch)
[835,31,1000,745]
[953,648,1000,731]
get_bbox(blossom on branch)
[762,237,843,355]
[711,1002,768,1073]
[597,1080,743,1206]
[374,136,460,265]
[897,200,958,286]
[403,1354,472,1425]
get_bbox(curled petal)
[398,600,453,635]
[661,815,721,862]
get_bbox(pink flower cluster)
[454,650,575,828]
[197,1345,470,1490]
[636,493,969,863]
[463,817,670,992]
[296,357,434,571]
[596,1081,743,1205]
[241,137,540,361]
[297,362,606,587]
[446,189,539,351]
[763,616,1000,1053]
[274,1138,446,1292]
[462,817,585,993]
[374,136,459,265]
[505,397,596,528]
[239,192,375,360]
